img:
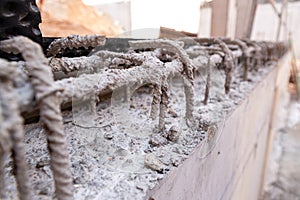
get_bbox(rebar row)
[0,35,288,199]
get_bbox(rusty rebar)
[49,50,153,80]
[0,85,34,200]
[242,39,263,70]
[158,79,169,131]
[0,35,290,200]
[0,96,10,200]
[0,59,14,199]
[203,56,211,105]
[150,84,162,120]
[1,38,288,121]
[220,38,250,80]
[195,38,234,94]
[50,55,103,74]
[129,39,195,120]
[47,34,106,57]
[1,36,74,200]
[218,40,234,94]
[0,111,7,200]
[0,59,33,200]
[129,39,195,82]
[94,50,145,65]
[184,77,195,121]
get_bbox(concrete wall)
[148,55,291,200]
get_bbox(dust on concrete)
[2,44,277,200]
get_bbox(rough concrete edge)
[145,55,287,200]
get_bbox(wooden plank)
[159,27,197,39]
[235,0,258,38]
[226,0,237,38]
[211,0,230,37]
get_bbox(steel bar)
[1,36,74,200]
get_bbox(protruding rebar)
[195,38,234,94]
[1,36,74,200]
[150,84,162,120]
[220,38,250,80]
[47,34,106,57]
[0,97,10,200]
[158,79,169,131]
[0,59,33,200]
[129,39,195,82]
[183,77,195,121]
[129,39,195,120]
[203,56,211,105]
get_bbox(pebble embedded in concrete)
[149,134,168,147]
[144,153,166,173]
[166,125,180,142]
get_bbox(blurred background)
[44,0,298,102]
[36,0,300,58]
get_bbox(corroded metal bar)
[47,34,106,57]
[0,59,33,200]
[0,35,289,200]
[0,84,33,200]
[129,39,196,120]
[219,38,250,80]
[129,39,195,82]
[195,38,234,94]
[158,79,169,131]
[150,84,162,120]
[1,36,74,200]
[1,37,288,116]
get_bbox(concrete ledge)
[149,54,291,200]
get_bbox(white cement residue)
[3,49,277,200]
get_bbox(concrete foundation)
[149,54,291,200]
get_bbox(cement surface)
[2,54,278,200]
